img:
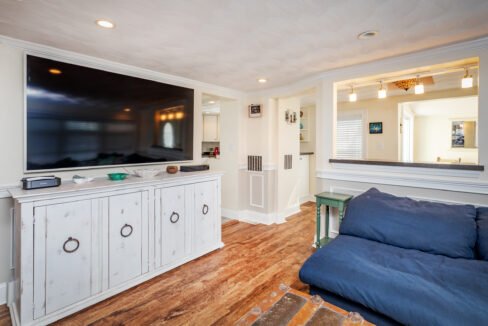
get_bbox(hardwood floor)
[0,202,316,326]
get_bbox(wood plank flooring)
[0,202,316,326]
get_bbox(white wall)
[276,97,301,217]
[206,99,242,211]
[414,116,478,164]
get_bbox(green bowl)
[107,173,128,181]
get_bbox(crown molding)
[0,35,245,100]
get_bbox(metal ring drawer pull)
[202,204,209,215]
[63,237,80,253]
[120,224,133,238]
[170,212,180,224]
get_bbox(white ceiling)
[1,0,488,91]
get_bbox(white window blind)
[336,115,363,159]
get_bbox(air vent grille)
[284,154,293,170]
[247,155,263,171]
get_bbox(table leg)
[325,205,329,241]
[315,203,321,248]
[338,205,344,224]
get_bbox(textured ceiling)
[1,0,488,91]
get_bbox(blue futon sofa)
[299,188,488,325]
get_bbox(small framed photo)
[369,122,383,134]
[249,104,262,118]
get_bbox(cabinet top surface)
[9,170,223,201]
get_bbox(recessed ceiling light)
[208,100,216,104]
[357,30,379,40]
[123,108,131,112]
[257,78,267,84]
[48,68,62,75]
[96,19,115,29]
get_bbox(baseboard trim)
[9,302,19,326]
[222,206,302,225]
[299,195,314,204]
[0,282,6,305]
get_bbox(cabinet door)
[160,185,189,266]
[203,115,219,141]
[38,200,94,315]
[193,181,218,251]
[108,192,143,288]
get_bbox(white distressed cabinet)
[156,185,191,268]
[9,171,222,326]
[108,191,149,288]
[193,181,219,252]
[33,199,98,318]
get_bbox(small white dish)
[133,169,161,178]
[72,175,94,184]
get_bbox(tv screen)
[26,55,194,171]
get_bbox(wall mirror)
[334,57,479,166]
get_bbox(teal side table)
[314,192,353,248]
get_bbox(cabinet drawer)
[108,192,144,288]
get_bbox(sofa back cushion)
[339,188,477,259]
[476,207,488,261]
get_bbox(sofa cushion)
[299,235,488,325]
[476,207,488,260]
[339,188,477,259]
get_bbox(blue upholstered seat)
[299,188,488,325]
[300,235,488,325]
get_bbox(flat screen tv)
[25,55,194,171]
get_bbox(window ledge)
[329,159,484,172]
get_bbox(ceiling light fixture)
[96,19,115,29]
[357,30,379,40]
[461,68,473,89]
[414,75,424,95]
[378,81,387,99]
[349,85,357,102]
[257,78,267,84]
[208,100,216,104]
[123,108,131,112]
[48,68,62,75]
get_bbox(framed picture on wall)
[369,122,383,134]
[249,104,262,118]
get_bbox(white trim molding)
[317,166,488,194]
[221,205,301,225]
[249,174,265,208]
[238,163,277,171]
[0,282,7,305]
